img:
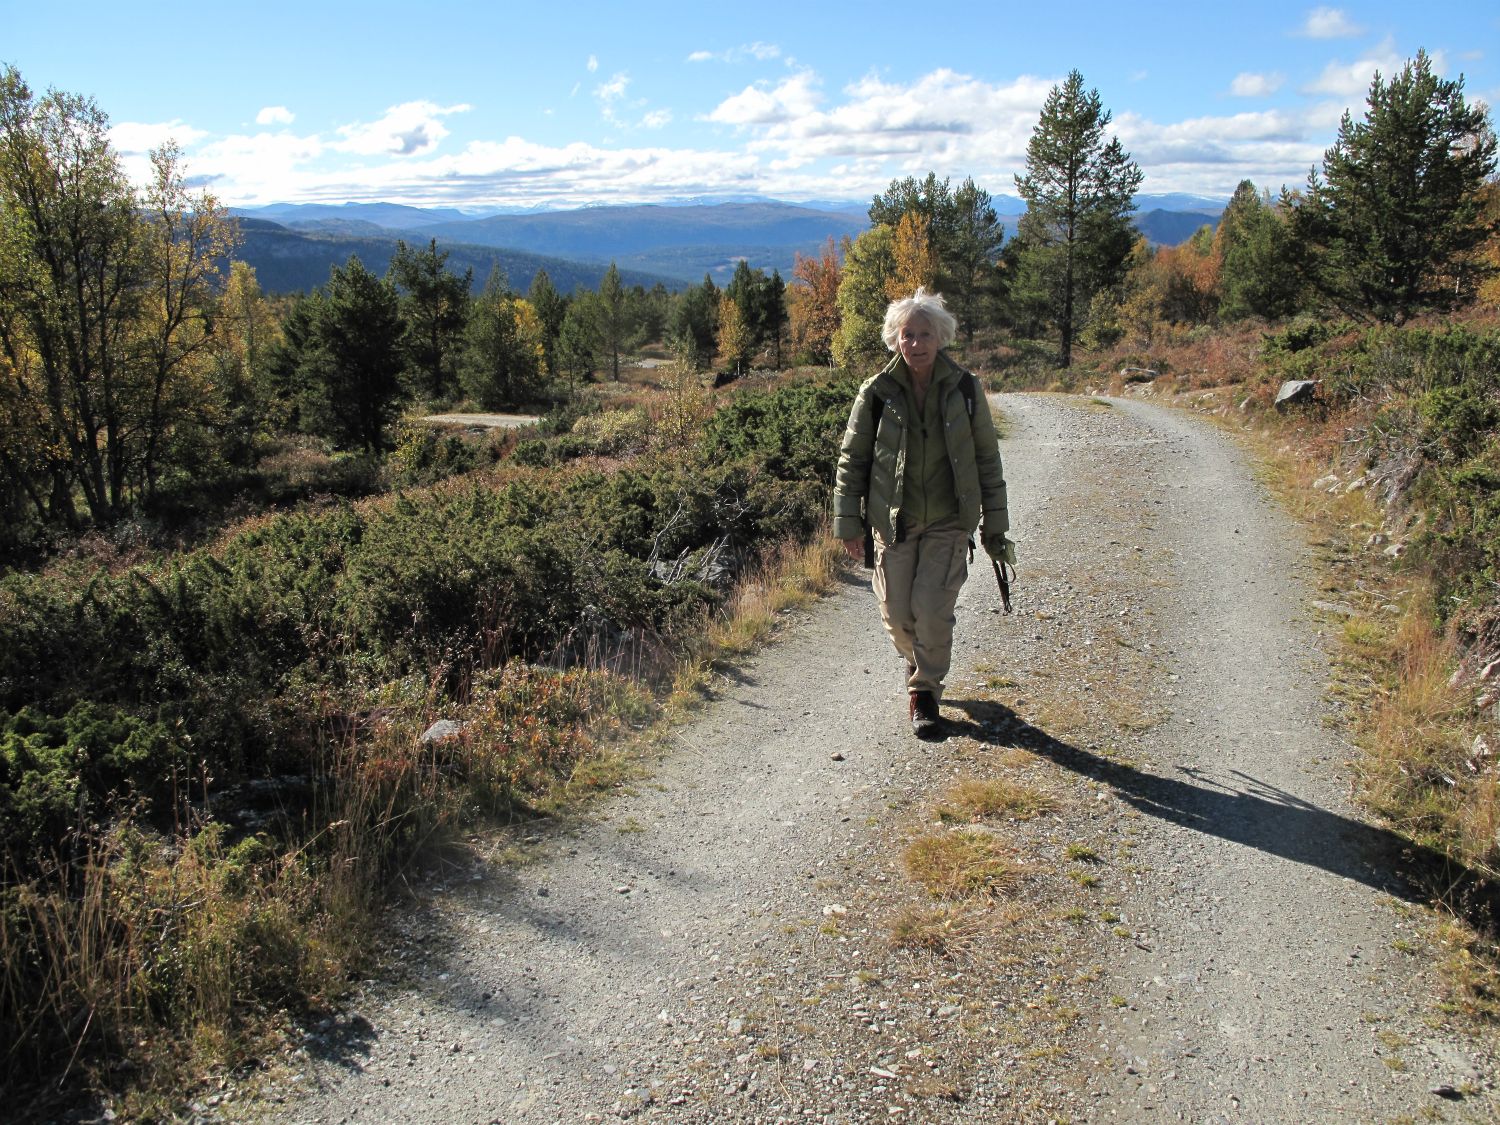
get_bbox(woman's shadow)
[945,697,1499,934]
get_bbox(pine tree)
[1212,180,1300,322]
[1013,70,1143,366]
[668,276,719,370]
[594,262,633,380]
[557,292,600,387]
[869,173,1003,339]
[461,270,544,408]
[1296,50,1497,323]
[725,259,764,357]
[948,178,1005,340]
[388,238,470,402]
[311,256,406,452]
[761,269,788,369]
[527,269,567,377]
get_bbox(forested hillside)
[2,52,1498,1119]
[233,217,676,295]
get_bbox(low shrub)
[0,371,854,1104]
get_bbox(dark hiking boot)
[909,690,943,740]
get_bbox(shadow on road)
[947,698,1499,933]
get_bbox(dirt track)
[251,392,1496,1124]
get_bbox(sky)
[3,1,1496,212]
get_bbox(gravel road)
[251,392,1496,1124]
[422,413,541,429]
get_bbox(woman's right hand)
[842,537,863,560]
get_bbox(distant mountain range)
[231,218,676,296]
[228,194,1226,295]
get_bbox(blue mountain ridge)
[227,196,1227,294]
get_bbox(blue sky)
[4,1,1496,210]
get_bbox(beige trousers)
[871,520,970,699]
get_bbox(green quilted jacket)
[832,352,1009,553]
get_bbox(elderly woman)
[832,288,1011,738]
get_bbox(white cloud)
[592,73,670,131]
[707,72,822,126]
[168,130,327,203]
[109,119,209,154]
[733,68,1051,175]
[1115,107,1324,175]
[688,42,782,65]
[1303,41,1407,99]
[256,105,295,126]
[1231,72,1284,97]
[124,58,1396,208]
[1299,7,1363,39]
[334,101,470,157]
[587,55,598,73]
[406,135,766,207]
[595,73,629,104]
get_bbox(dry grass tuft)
[669,535,843,712]
[1436,919,1500,1022]
[903,830,1023,900]
[887,903,982,955]
[934,777,1054,823]
[1349,593,1498,874]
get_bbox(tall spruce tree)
[461,269,544,409]
[1013,70,1143,366]
[1295,50,1497,323]
[868,173,1003,340]
[762,269,788,369]
[725,259,763,355]
[947,178,1005,341]
[388,238,470,402]
[527,268,567,379]
[594,262,633,380]
[309,256,406,452]
[1212,180,1300,322]
[669,275,719,370]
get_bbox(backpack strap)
[959,368,976,418]
[862,384,886,568]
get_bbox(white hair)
[881,287,959,351]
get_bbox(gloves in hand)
[983,533,1017,567]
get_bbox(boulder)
[420,719,467,744]
[1274,379,1318,409]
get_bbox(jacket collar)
[886,350,957,392]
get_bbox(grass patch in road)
[1106,698,1162,733]
[903,831,1023,900]
[933,778,1054,823]
[887,904,982,956]
[894,834,1026,906]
